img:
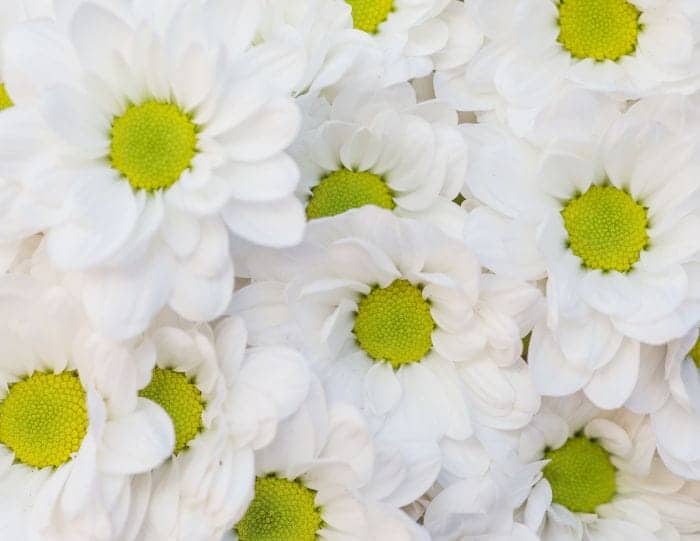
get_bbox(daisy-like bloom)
[435,0,700,133]
[292,83,468,238]
[132,315,311,541]
[224,381,430,541]
[515,394,700,540]
[0,0,306,339]
[232,207,541,448]
[627,330,700,480]
[0,275,174,540]
[463,95,700,409]
[341,0,483,84]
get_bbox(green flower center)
[561,184,649,272]
[236,476,323,541]
[354,279,435,369]
[0,371,88,468]
[345,0,394,34]
[544,436,617,513]
[557,0,641,61]
[0,84,13,110]
[109,100,198,192]
[138,367,204,454]
[689,335,700,370]
[306,169,395,220]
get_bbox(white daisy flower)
[436,0,700,132]
[0,0,306,339]
[0,276,174,541]
[627,331,700,480]
[224,380,430,541]
[132,316,311,541]
[463,95,700,409]
[292,83,468,238]
[515,394,700,540]
[342,0,483,84]
[231,207,541,446]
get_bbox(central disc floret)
[138,367,204,454]
[110,100,197,191]
[236,476,322,541]
[562,184,649,272]
[543,436,617,513]
[689,335,700,369]
[354,279,435,368]
[306,169,395,219]
[0,371,88,468]
[557,0,641,61]
[0,84,13,110]
[345,0,394,34]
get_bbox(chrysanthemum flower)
[0,276,174,540]
[0,1,306,339]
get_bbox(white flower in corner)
[225,380,429,541]
[0,0,306,339]
[0,276,174,541]
[515,394,700,541]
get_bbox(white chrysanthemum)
[232,207,541,446]
[223,380,429,541]
[0,276,174,541]
[131,315,311,541]
[292,83,468,237]
[463,95,700,409]
[0,1,306,339]
[515,394,700,540]
[436,0,700,132]
[626,331,700,481]
[339,0,482,84]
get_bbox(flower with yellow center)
[0,84,13,111]
[345,0,394,34]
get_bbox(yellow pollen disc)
[0,84,13,110]
[345,0,394,34]
[138,367,205,454]
[558,0,642,61]
[353,279,435,369]
[561,184,649,272]
[689,335,700,370]
[236,476,323,541]
[109,100,198,192]
[0,371,88,468]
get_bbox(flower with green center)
[138,367,205,454]
[345,0,394,34]
[109,100,198,192]
[561,184,649,272]
[557,0,642,61]
[689,335,700,370]
[353,279,435,369]
[0,84,13,111]
[306,169,395,219]
[0,371,88,469]
[543,436,617,513]
[235,476,323,541]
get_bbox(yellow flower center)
[109,101,198,192]
[354,279,435,369]
[544,436,617,513]
[562,184,649,272]
[138,367,205,454]
[306,169,395,220]
[236,476,323,541]
[689,334,700,370]
[0,371,88,468]
[345,0,394,34]
[0,84,13,110]
[557,0,641,61]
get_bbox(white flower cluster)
[1,0,700,540]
